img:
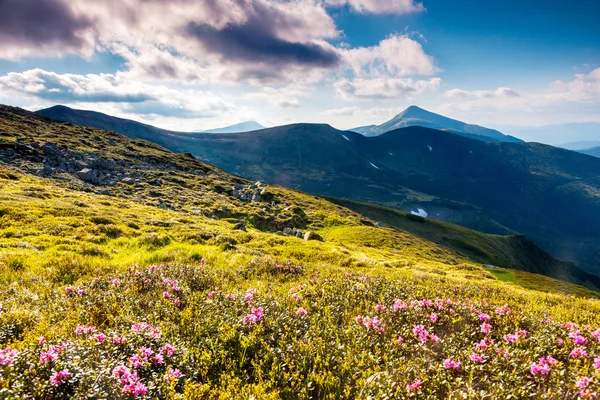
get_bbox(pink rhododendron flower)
[577,377,592,389]
[38,337,46,345]
[113,337,125,345]
[165,368,181,381]
[112,279,121,285]
[74,325,96,335]
[153,354,164,364]
[355,315,364,324]
[571,347,588,359]
[162,291,171,299]
[443,359,461,370]
[530,362,551,376]
[580,390,598,399]
[93,333,106,342]
[407,379,422,392]
[396,336,404,345]
[0,348,17,365]
[593,357,600,370]
[480,323,493,334]
[470,353,484,363]
[122,382,148,396]
[208,291,217,298]
[478,313,491,322]
[50,369,70,386]
[504,334,519,343]
[40,350,58,364]
[393,299,407,312]
[243,307,264,324]
[375,304,384,312]
[296,307,308,317]
[430,313,438,323]
[162,343,176,357]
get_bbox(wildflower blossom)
[0,348,17,365]
[243,307,264,324]
[577,377,592,389]
[113,337,125,345]
[112,279,121,285]
[593,357,600,370]
[393,299,407,311]
[165,368,181,382]
[481,323,493,334]
[162,343,176,357]
[396,336,404,345]
[74,325,96,335]
[296,307,308,317]
[40,350,58,364]
[430,313,438,323]
[470,353,484,363]
[407,379,422,392]
[571,347,588,359]
[570,330,589,345]
[375,304,384,312]
[50,369,70,386]
[478,313,491,322]
[92,333,106,342]
[443,359,461,370]
[504,334,519,343]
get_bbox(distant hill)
[35,105,600,274]
[350,106,522,143]
[499,122,600,146]
[198,121,265,134]
[581,146,600,158]
[560,141,600,151]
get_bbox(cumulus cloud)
[0,69,233,118]
[0,0,95,59]
[244,85,312,108]
[342,35,438,78]
[335,77,441,100]
[445,87,520,98]
[324,0,425,14]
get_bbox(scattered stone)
[376,221,385,228]
[303,231,323,241]
[77,168,97,183]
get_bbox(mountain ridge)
[350,105,522,142]
[198,120,265,134]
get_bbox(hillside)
[34,106,600,274]
[350,106,522,142]
[581,146,600,158]
[199,121,265,134]
[4,104,600,398]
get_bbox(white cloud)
[445,87,520,99]
[325,0,425,14]
[342,35,438,78]
[335,77,441,100]
[0,69,233,119]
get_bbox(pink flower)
[129,354,145,369]
[0,348,18,365]
[592,329,600,341]
[122,382,148,396]
[38,337,46,345]
[74,325,97,335]
[580,390,598,399]
[530,362,551,376]
[593,357,600,370]
[162,343,176,357]
[516,329,528,337]
[396,336,404,345]
[375,304,385,312]
[393,299,407,312]
[504,334,519,343]
[577,377,592,389]
[201,258,207,264]
[296,307,308,317]
[355,315,364,324]
[153,354,164,364]
[40,350,58,364]
[443,359,461,370]
[243,293,254,302]
[478,313,491,322]
[476,339,494,350]
[112,279,121,285]
[93,333,106,342]
[162,291,171,299]
[165,368,181,381]
[480,323,493,334]
[497,349,509,357]
[140,347,153,357]
[407,379,422,392]
[243,307,264,324]
[113,337,125,345]
[470,353,484,363]
[207,291,217,298]
[540,356,557,365]
[430,313,438,323]
[50,369,70,386]
[569,330,588,345]
[571,347,588,359]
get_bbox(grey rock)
[77,168,97,182]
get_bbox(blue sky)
[0,0,598,137]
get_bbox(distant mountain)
[37,105,191,153]
[498,122,600,146]
[36,105,600,274]
[198,121,265,134]
[580,147,600,158]
[350,106,522,143]
[560,141,600,151]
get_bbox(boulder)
[77,168,97,183]
[303,231,323,241]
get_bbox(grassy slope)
[327,198,600,294]
[3,107,600,397]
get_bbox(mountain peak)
[351,106,522,143]
[200,121,265,134]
